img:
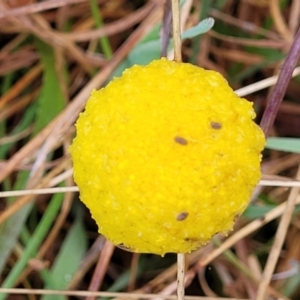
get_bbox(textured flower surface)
[70,58,265,255]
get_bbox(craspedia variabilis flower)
[70,58,265,255]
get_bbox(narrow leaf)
[182,18,215,40]
[42,215,87,300]
[266,137,300,153]
[34,39,66,134]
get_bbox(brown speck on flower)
[177,212,188,221]
[184,237,198,242]
[211,122,222,129]
[174,136,188,145]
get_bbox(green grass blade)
[243,203,277,219]
[266,137,300,153]
[0,171,31,275]
[89,0,112,59]
[0,194,63,299]
[0,101,39,275]
[0,102,37,159]
[182,18,215,39]
[33,39,66,135]
[41,211,87,300]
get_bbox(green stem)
[89,0,113,59]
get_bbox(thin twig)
[235,66,300,97]
[209,9,280,40]
[128,253,140,291]
[61,2,155,42]
[0,64,42,110]
[0,288,249,300]
[269,0,293,41]
[85,241,115,300]
[288,0,300,35]
[209,30,287,49]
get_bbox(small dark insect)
[177,212,189,221]
[210,122,222,130]
[174,136,188,145]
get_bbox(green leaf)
[213,0,227,9]
[110,29,161,78]
[128,40,161,65]
[182,18,215,39]
[0,171,32,275]
[41,213,87,300]
[243,203,276,219]
[34,39,66,135]
[266,137,300,153]
[107,270,132,292]
[111,14,214,79]
[0,102,36,159]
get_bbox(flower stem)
[171,0,182,62]
[172,1,184,296]
[177,253,185,300]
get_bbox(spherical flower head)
[70,58,265,255]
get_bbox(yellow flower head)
[70,58,265,255]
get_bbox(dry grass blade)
[2,177,300,199]
[85,241,115,300]
[61,2,156,41]
[0,0,88,19]
[256,167,300,299]
[0,288,250,300]
[269,0,293,41]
